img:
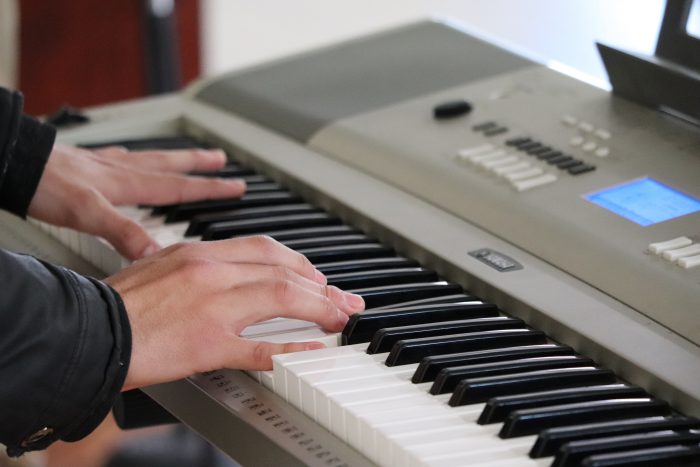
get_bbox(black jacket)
[0,88,131,456]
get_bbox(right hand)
[104,237,365,391]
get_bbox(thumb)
[235,340,326,371]
[80,191,160,260]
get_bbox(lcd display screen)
[585,178,700,226]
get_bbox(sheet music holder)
[597,0,700,123]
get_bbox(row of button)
[648,236,700,269]
[472,121,509,137]
[455,143,557,192]
[561,115,612,158]
[505,137,596,176]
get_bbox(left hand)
[28,144,247,260]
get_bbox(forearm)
[0,249,130,457]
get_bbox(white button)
[468,150,508,164]
[582,141,597,152]
[595,147,610,157]
[479,155,520,169]
[493,161,531,176]
[456,144,495,160]
[662,244,700,261]
[504,167,544,181]
[595,129,612,139]
[569,136,585,146]
[561,115,578,126]
[511,173,558,191]
[648,237,693,254]
[578,122,594,132]
[678,254,700,269]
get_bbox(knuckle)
[272,265,293,283]
[179,257,218,283]
[272,278,293,305]
[249,235,279,257]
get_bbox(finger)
[227,279,354,331]
[223,263,360,313]
[230,340,326,371]
[105,169,246,205]
[162,236,327,285]
[77,190,160,260]
[95,147,229,173]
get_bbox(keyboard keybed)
[43,137,700,467]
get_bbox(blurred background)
[6,0,667,115]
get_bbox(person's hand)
[28,144,246,260]
[105,237,366,391]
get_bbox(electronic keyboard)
[3,20,699,467]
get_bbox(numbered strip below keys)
[455,145,557,192]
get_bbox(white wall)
[201,0,665,83]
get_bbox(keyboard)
[21,20,700,467]
[30,135,700,466]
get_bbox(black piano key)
[341,302,498,345]
[555,430,700,467]
[189,165,257,178]
[327,267,438,291]
[282,235,374,251]
[203,213,341,240]
[298,244,394,264]
[412,344,573,383]
[479,384,647,424]
[386,329,547,367]
[315,257,419,275]
[580,444,700,467]
[240,182,285,193]
[368,316,524,354]
[185,203,321,236]
[249,225,359,242]
[448,367,616,406]
[165,192,303,223]
[369,293,481,310]
[499,398,671,438]
[531,416,700,458]
[83,136,206,151]
[431,355,593,395]
[349,282,465,310]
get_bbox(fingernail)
[305,342,325,351]
[141,244,160,258]
[203,149,226,161]
[337,310,349,327]
[314,269,327,285]
[344,292,365,311]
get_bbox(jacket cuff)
[0,114,56,218]
[5,272,131,457]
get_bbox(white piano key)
[414,436,536,467]
[374,415,474,465]
[248,326,340,348]
[272,343,369,400]
[315,374,413,430]
[291,358,381,410]
[315,366,416,430]
[322,383,429,454]
[362,403,483,463]
[241,318,320,338]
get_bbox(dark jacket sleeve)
[0,249,131,456]
[0,88,132,456]
[0,87,56,218]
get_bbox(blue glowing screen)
[585,178,700,226]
